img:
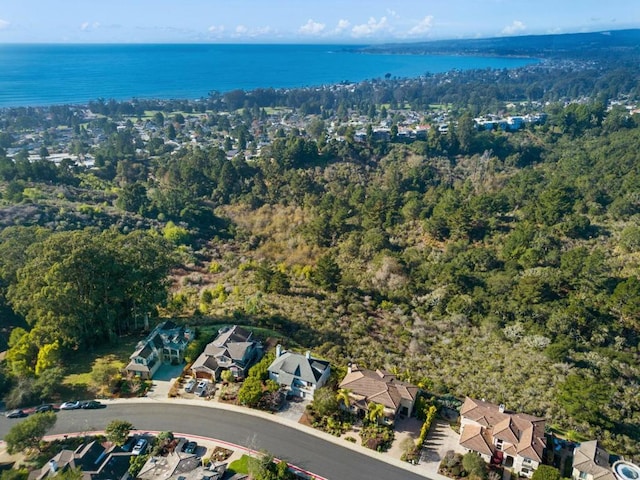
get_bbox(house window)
[579,472,588,480]
[523,458,533,466]
[496,439,504,451]
[521,468,531,475]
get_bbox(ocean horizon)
[0,43,537,108]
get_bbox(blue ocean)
[0,44,536,107]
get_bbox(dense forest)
[0,32,639,457]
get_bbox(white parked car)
[184,379,197,393]
[132,438,148,455]
[60,401,81,410]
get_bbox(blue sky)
[0,0,637,44]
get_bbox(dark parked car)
[81,400,104,409]
[6,409,27,418]
[35,404,55,413]
[183,441,198,454]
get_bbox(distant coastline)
[0,43,537,108]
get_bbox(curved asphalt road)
[1,403,427,480]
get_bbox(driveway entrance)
[146,363,186,399]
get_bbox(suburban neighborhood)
[3,320,637,480]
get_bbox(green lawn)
[61,335,142,398]
[228,454,251,474]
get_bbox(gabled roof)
[213,325,252,347]
[28,441,133,480]
[131,344,154,359]
[268,351,330,386]
[193,325,257,375]
[338,365,419,412]
[573,441,616,480]
[191,353,220,374]
[130,321,192,360]
[460,424,494,457]
[460,397,546,462]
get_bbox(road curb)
[98,397,432,478]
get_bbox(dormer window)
[496,439,504,451]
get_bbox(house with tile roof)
[28,440,133,480]
[125,321,194,379]
[571,441,616,480]
[338,364,419,424]
[459,397,547,477]
[267,345,330,399]
[191,325,260,380]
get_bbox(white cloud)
[351,16,388,38]
[386,9,398,18]
[80,21,100,32]
[0,19,9,30]
[208,25,225,34]
[502,20,526,35]
[407,15,434,36]
[232,24,276,38]
[335,19,350,33]
[299,19,325,36]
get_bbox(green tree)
[221,369,234,383]
[366,402,385,424]
[610,276,640,330]
[462,452,487,479]
[34,341,61,376]
[0,469,29,480]
[237,376,264,407]
[89,357,122,395]
[336,388,351,410]
[105,419,134,446]
[312,254,342,291]
[5,411,56,454]
[532,465,562,480]
[557,373,613,428]
[312,387,339,417]
[163,221,190,245]
[7,229,174,348]
[129,454,149,477]
[153,112,165,127]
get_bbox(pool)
[613,461,640,480]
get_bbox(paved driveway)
[275,396,309,422]
[145,363,186,399]
[420,419,466,477]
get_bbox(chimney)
[347,362,352,374]
[49,460,58,473]
[305,351,311,359]
[499,404,505,413]
[276,344,282,358]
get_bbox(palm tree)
[367,402,385,424]
[336,388,351,410]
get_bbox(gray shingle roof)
[268,351,330,386]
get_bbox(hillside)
[0,46,639,456]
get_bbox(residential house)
[125,321,193,379]
[572,441,616,480]
[191,325,260,381]
[138,438,208,480]
[28,440,133,480]
[267,345,330,399]
[459,397,547,478]
[338,363,419,424]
